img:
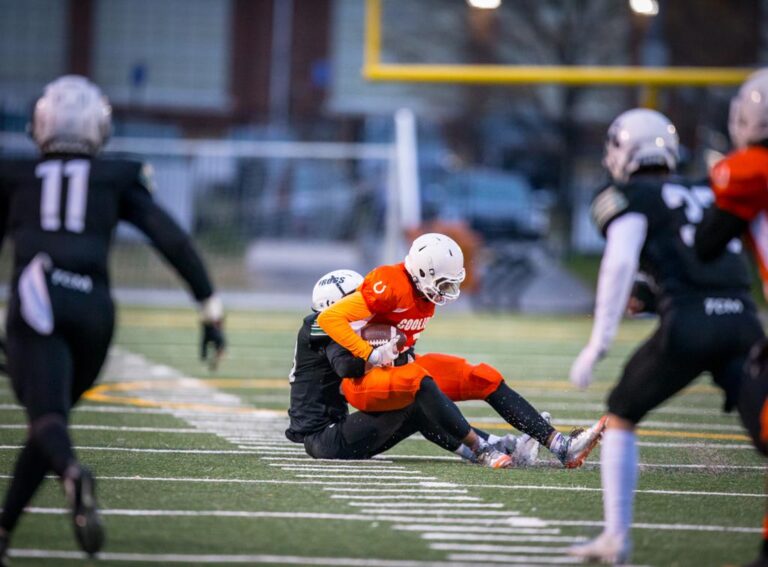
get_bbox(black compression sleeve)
[120,186,214,301]
[486,382,555,445]
[695,207,748,262]
[326,341,366,378]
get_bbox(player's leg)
[328,378,510,468]
[569,329,704,564]
[59,290,115,555]
[417,353,606,466]
[0,307,75,556]
[730,337,768,566]
[412,377,512,468]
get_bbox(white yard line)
[356,510,521,517]
[332,496,482,502]
[458,483,764,498]
[467,416,745,432]
[423,534,586,543]
[445,553,583,565]
[393,525,562,535]
[547,519,761,534]
[292,474,438,481]
[271,466,415,473]
[324,488,467,494]
[7,549,478,567]
[431,543,569,554]
[346,503,502,509]
[0,424,207,433]
[262,457,394,464]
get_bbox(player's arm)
[695,206,748,262]
[325,341,366,378]
[571,210,648,389]
[120,164,225,367]
[317,292,374,360]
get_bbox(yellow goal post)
[363,0,753,87]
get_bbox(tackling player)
[694,69,768,567]
[287,269,522,468]
[0,76,226,565]
[568,108,763,564]
[316,233,607,469]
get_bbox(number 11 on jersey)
[35,159,90,233]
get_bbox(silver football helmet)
[30,75,112,155]
[729,69,768,149]
[404,233,465,306]
[311,269,364,313]
[603,108,679,183]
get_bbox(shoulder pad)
[360,265,406,313]
[591,185,629,234]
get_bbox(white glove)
[569,345,604,390]
[367,337,400,367]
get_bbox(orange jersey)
[358,263,435,348]
[711,146,768,293]
[317,263,434,360]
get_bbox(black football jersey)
[591,175,751,301]
[286,313,366,439]
[0,154,212,299]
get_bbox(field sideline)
[0,307,764,566]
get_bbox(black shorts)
[6,264,114,421]
[303,406,421,460]
[608,294,764,424]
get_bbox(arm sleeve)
[120,176,214,302]
[588,213,648,354]
[695,206,748,262]
[316,291,374,360]
[325,342,366,378]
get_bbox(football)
[360,323,407,350]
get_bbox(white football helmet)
[603,108,679,183]
[30,75,112,155]
[311,269,364,312]
[404,233,465,306]
[729,69,768,149]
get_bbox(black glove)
[201,320,226,371]
[199,295,226,371]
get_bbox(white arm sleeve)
[588,213,648,354]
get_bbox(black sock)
[485,382,555,446]
[0,441,50,533]
[29,414,75,477]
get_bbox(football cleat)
[489,434,518,455]
[64,466,105,556]
[557,415,608,469]
[511,412,550,467]
[474,445,513,469]
[567,531,631,565]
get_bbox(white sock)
[601,428,638,540]
[455,444,475,460]
[486,434,502,446]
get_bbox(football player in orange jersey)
[695,69,768,567]
[317,233,608,469]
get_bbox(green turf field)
[0,307,764,566]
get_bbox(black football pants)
[608,294,763,424]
